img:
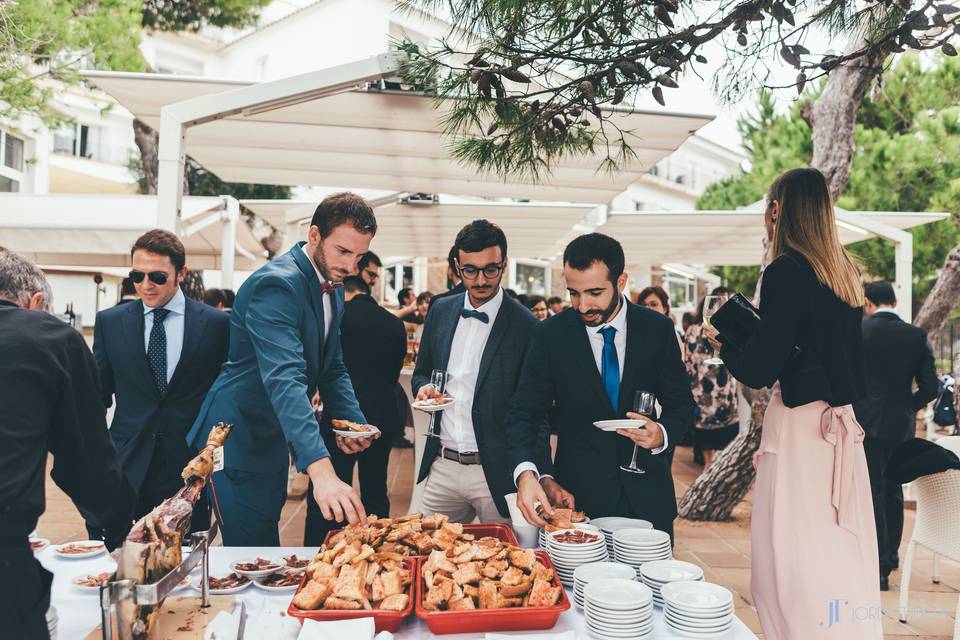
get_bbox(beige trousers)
[420,456,509,524]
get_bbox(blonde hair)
[768,168,864,308]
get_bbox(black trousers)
[0,546,52,640]
[303,433,393,546]
[864,437,904,577]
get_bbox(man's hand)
[703,325,723,352]
[306,457,366,524]
[335,431,379,455]
[541,477,575,510]
[618,413,664,449]
[416,384,442,402]
[517,470,553,528]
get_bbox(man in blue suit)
[92,230,230,534]
[188,192,379,546]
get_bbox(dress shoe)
[880,576,889,591]
[391,434,414,449]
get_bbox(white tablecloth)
[41,546,757,639]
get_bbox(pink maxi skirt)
[751,387,883,639]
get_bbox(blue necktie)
[600,325,620,411]
[460,308,489,323]
[147,307,170,395]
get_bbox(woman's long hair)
[768,168,864,308]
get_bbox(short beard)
[581,289,622,327]
[311,245,334,282]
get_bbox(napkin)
[204,608,240,640]
[297,617,376,640]
[485,632,575,640]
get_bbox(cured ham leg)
[115,423,231,640]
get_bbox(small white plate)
[661,581,733,611]
[639,560,704,584]
[574,562,637,584]
[71,571,115,592]
[31,538,50,554]
[192,574,251,595]
[232,557,285,579]
[593,419,648,431]
[411,397,455,413]
[332,425,380,439]
[665,609,735,627]
[54,541,106,559]
[592,517,654,532]
[584,578,652,609]
[254,572,302,593]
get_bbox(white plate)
[593,419,648,431]
[411,397,455,413]
[254,573,302,593]
[665,603,734,620]
[613,528,671,546]
[54,540,107,559]
[591,517,654,532]
[231,557,285,579]
[584,578,652,609]
[574,562,637,584]
[586,619,654,635]
[71,571,115,593]
[639,560,705,584]
[665,617,734,637]
[586,605,654,621]
[192,574,252,595]
[665,609,735,627]
[332,425,380,439]
[31,538,50,553]
[661,581,733,610]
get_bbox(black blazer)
[93,298,230,492]
[334,294,407,435]
[411,291,539,518]
[853,312,938,444]
[721,251,865,408]
[505,301,695,530]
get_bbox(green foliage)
[141,0,270,32]
[186,162,291,201]
[698,53,960,308]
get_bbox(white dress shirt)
[439,288,505,453]
[301,244,333,339]
[142,287,185,384]
[873,307,899,318]
[513,295,668,485]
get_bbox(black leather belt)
[440,447,481,465]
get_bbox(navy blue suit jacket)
[93,297,230,492]
[187,243,365,476]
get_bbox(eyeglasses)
[458,262,505,280]
[532,306,548,314]
[129,270,169,285]
[363,268,380,281]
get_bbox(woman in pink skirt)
[712,168,882,639]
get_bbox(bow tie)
[321,281,343,294]
[460,308,489,323]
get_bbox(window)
[512,260,549,296]
[0,130,25,192]
[384,262,414,304]
[0,176,19,193]
[4,133,23,171]
[52,123,120,164]
[664,273,695,309]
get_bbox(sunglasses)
[129,270,170,285]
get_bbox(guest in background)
[406,291,433,335]
[681,311,696,333]
[853,281,938,591]
[504,288,519,300]
[395,287,418,321]
[0,250,135,639]
[637,285,684,353]
[92,230,230,534]
[304,276,406,544]
[116,276,138,306]
[222,288,236,310]
[685,287,739,471]
[357,251,381,289]
[547,296,564,315]
[527,295,549,321]
[203,288,226,309]
[433,245,466,304]
[179,269,205,301]
[711,167,880,639]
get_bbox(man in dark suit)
[508,233,694,539]
[187,193,378,546]
[92,230,229,534]
[853,281,938,590]
[304,276,407,544]
[412,220,539,522]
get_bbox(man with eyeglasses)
[411,220,541,523]
[90,230,230,533]
[357,251,381,289]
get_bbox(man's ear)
[27,291,45,310]
[616,272,628,294]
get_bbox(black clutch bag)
[709,293,761,350]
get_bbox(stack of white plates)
[544,529,608,586]
[538,521,598,548]
[612,528,672,574]
[46,605,58,640]
[590,517,653,557]
[661,581,735,637]
[583,578,654,639]
[638,559,704,607]
[572,562,636,610]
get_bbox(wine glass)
[621,390,655,475]
[425,369,448,439]
[702,294,728,366]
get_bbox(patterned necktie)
[460,308,489,323]
[600,325,620,411]
[321,281,343,294]
[147,307,170,395]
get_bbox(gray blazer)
[411,291,543,517]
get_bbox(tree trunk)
[678,29,887,521]
[133,118,159,194]
[915,244,960,340]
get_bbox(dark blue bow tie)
[460,308,489,323]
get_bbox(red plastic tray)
[321,522,520,553]
[414,550,570,634]
[286,558,416,633]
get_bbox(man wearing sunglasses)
[410,220,541,523]
[91,230,230,534]
[188,192,378,546]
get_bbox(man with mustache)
[507,233,694,539]
[188,193,379,546]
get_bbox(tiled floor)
[36,431,957,639]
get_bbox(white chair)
[897,436,960,640]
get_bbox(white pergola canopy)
[0,194,267,285]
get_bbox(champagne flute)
[425,369,448,439]
[702,294,728,366]
[621,390,655,475]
